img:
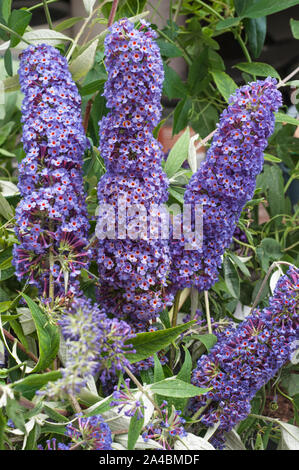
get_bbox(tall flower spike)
[191,266,299,449]
[13,44,91,297]
[42,296,136,396]
[169,78,282,292]
[96,19,172,325]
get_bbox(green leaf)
[164,127,190,178]
[263,153,282,163]
[256,238,282,272]
[228,252,251,277]
[80,79,105,96]
[150,378,210,398]
[290,18,299,39]
[126,321,195,364]
[1,0,12,23]
[13,371,62,400]
[234,62,280,79]
[167,346,193,412]
[0,301,13,313]
[69,39,98,82]
[8,9,32,47]
[187,48,209,95]
[4,48,13,76]
[223,256,240,298]
[153,354,165,383]
[244,17,267,58]
[275,112,299,126]
[156,39,182,57]
[54,16,84,32]
[215,17,241,31]
[6,398,26,433]
[240,0,299,19]
[195,333,217,352]
[22,294,60,373]
[127,409,144,450]
[210,70,237,102]
[172,97,192,135]
[163,63,187,100]
[0,193,14,220]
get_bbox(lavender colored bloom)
[65,414,112,450]
[191,266,299,449]
[38,438,70,450]
[111,378,145,419]
[96,18,172,325]
[142,400,187,449]
[43,296,136,396]
[169,78,282,292]
[13,44,91,297]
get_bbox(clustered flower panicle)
[142,400,187,449]
[38,414,112,450]
[43,296,136,396]
[169,78,282,292]
[96,18,172,325]
[191,266,299,449]
[13,44,91,297]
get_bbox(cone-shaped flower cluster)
[65,414,112,450]
[43,296,136,396]
[13,44,91,297]
[169,78,282,292]
[96,19,172,324]
[191,266,299,449]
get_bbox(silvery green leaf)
[101,409,131,432]
[115,434,163,450]
[83,0,96,15]
[69,38,98,81]
[290,343,299,365]
[270,267,283,294]
[174,433,215,450]
[204,421,220,441]
[0,29,72,51]
[17,307,35,335]
[188,133,199,173]
[111,442,127,450]
[233,301,251,321]
[0,180,19,196]
[224,429,246,450]
[277,422,299,450]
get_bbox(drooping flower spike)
[13,44,91,297]
[169,78,282,292]
[43,296,136,396]
[191,266,299,449]
[96,19,172,324]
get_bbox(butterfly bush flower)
[191,266,299,449]
[13,44,91,297]
[142,401,187,449]
[38,414,112,450]
[111,378,145,419]
[66,414,112,450]
[169,78,282,292]
[43,296,136,396]
[96,18,172,324]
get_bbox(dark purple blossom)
[169,78,282,292]
[13,44,91,297]
[96,18,172,325]
[191,266,299,448]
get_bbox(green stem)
[27,0,57,12]
[42,0,53,29]
[0,409,6,450]
[196,0,223,20]
[236,32,252,63]
[204,290,212,334]
[172,290,181,328]
[0,24,31,45]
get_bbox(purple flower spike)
[13,44,91,297]
[96,19,173,325]
[169,78,282,293]
[191,266,299,449]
